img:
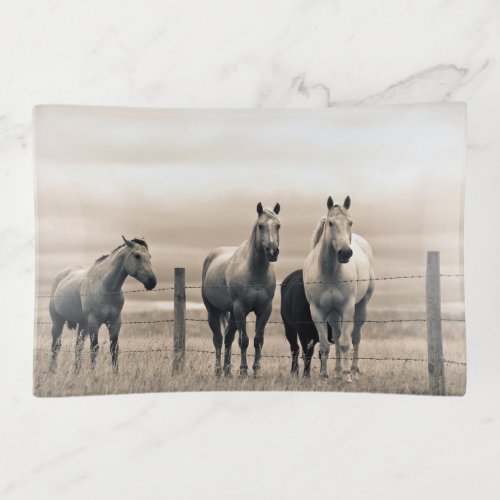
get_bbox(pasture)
[33,307,466,397]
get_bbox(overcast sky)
[34,104,465,310]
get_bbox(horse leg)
[233,302,249,377]
[338,302,356,383]
[310,305,330,379]
[351,298,368,379]
[223,313,237,376]
[49,315,64,373]
[253,302,272,376]
[74,322,88,374]
[302,339,315,378]
[284,321,300,376]
[88,316,100,370]
[108,317,121,375]
[207,306,223,376]
[329,314,342,381]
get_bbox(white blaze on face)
[268,220,281,258]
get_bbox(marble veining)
[1,1,500,499]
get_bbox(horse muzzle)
[144,276,157,290]
[338,248,353,264]
[266,247,279,262]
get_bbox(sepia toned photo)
[33,104,466,397]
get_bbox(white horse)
[202,202,281,377]
[304,196,375,382]
[49,237,157,373]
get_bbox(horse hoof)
[344,373,353,384]
[320,373,329,381]
[239,370,248,378]
[215,367,222,377]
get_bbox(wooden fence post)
[426,251,446,395]
[172,267,186,374]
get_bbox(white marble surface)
[1,1,500,498]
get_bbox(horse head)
[121,236,157,290]
[325,195,353,264]
[255,202,281,262]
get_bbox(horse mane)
[94,238,149,263]
[311,216,326,248]
[130,238,149,250]
[261,208,280,220]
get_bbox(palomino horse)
[202,202,281,377]
[304,196,375,382]
[49,237,157,373]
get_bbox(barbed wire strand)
[183,318,465,324]
[33,346,466,366]
[35,317,465,327]
[36,273,464,298]
[36,319,174,326]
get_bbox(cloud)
[34,104,465,309]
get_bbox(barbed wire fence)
[35,251,465,394]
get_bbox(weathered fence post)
[426,251,446,395]
[172,267,186,374]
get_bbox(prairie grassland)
[33,308,466,397]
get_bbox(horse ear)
[256,202,263,216]
[122,235,133,247]
[273,202,280,215]
[343,196,351,210]
[327,196,334,210]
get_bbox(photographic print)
[33,105,466,397]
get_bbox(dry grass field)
[33,307,466,397]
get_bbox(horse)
[202,202,281,377]
[48,236,157,374]
[280,269,333,377]
[303,195,375,382]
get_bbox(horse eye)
[258,224,265,229]
[134,254,141,260]
[328,221,333,227]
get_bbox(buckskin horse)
[48,236,157,374]
[202,202,281,377]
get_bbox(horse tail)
[201,250,219,286]
[201,251,217,299]
[49,267,76,318]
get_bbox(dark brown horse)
[281,269,333,377]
